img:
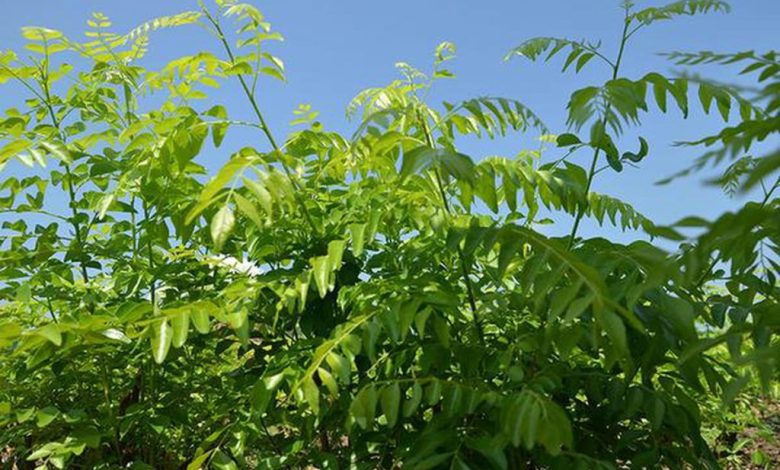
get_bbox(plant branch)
[567,14,632,249]
[200,4,319,235]
[418,109,485,346]
[37,54,91,283]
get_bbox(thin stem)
[593,160,639,176]
[122,72,153,310]
[418,109,485,346]
[626,23,644,41]
[38,53,91,283]
[200,5,319,234]
[100,362,123,463]
[46,297,58,323]
[122,82,135,126]
[694,256,720,289]
[567,14,632,249]
[259,416,283,455]
[567,145,603,248]
[0,208,69,222]
[760,176,779,207]
[694,175,778,290]
[548,145,584,170]
[0,62,47,102]
[131,196,138,263]
[143,201,156,306]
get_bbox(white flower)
[205,255,263,277]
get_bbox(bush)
[0,1,777,468]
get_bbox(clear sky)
[1,1,778,242]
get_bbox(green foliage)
[0,1,777,469]
[505,37,609,74]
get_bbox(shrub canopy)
[0,1,778,469]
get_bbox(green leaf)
[575,52,594,72]
[442,384,464,416]
[556,133,581,147]
[350,386,378,429]
[327,239,346,270]
[622,137,649,163]
[591,132,621,172]
[660,295,696,341]
[242,177,273,215]
[401,146,475,183]
[151,319,173,364]
[210,205,235,251]
[537,398,573,454]
[631,1,730,25]
[744,149,780,190]
[432,315,450,348]
[648,396,666,431]
[211,450,239,470]
[349,223,366,256]
[596,309,628,356]
[503,391,572,454]
[318,368,339,396]
[606,152,623,172]
[72,426,101,448]
[224,61,253,76]
[497,236,522,279]
[187,450,214,470]
[102,328,132,344]
[260,66,286,82]
[466,436,508,470]
[325,352,350,384]
[301,376,320,414]
[411,453,454,470]
[425,380,443,406]
[187,155,256,224]
[35,323,62,346]
[698,83,714,114]
[523,404,542,450]
[234,192,264,228]
[39,141,72,164]
[170,310,190,348]
[36,406,59,427]
[380,382,401,428]
[506,37,602,77]
[190,307,211,335]
[205,105,228,147]
[402,382,424,418]
[251,372,284,414]
[21,26,64,41]
[400,146,434,179]
[0,140,32,165]
[310,256,330,298]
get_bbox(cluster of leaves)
[0,1,777,469]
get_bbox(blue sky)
[1,1,778,242]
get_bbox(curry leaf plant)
[0,1,777,469]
